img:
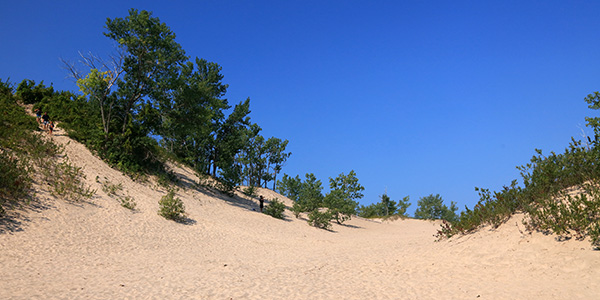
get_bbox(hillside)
[1,125,599,299]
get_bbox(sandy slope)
[1,127,599,299]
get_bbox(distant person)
[48,121,54,135]
[35,109,42,123]
[41,112,50,130]
[259,195,264,213]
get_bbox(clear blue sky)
[2,1,599,215]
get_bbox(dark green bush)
[414,194,458,223]
[158,190,185,221]
[308,209,333,230]
[264,198,286,219]
[0,152,33,215]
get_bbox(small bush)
[264,198,286,219]
[42,159,96,202]
[243,185,257,197]
[0,152,33,215]
[101,180,123,196]
[158,190,185,221]
[119,195,137,210]
[308,209,333,230]
[291,202,303,218]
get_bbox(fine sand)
[1,126,599,299]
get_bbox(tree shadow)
[339,223,363,229]
[0,195,55,234]
[176,216,197,225]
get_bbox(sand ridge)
[1,126,599,299]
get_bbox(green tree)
[277,174,302,201]
[158,57,229,174]
[324,170,364,224]
[396,195,411,217]
[104,8,188,134]
[16,79,54,104]
[264,137,291,190]
[380,193,397,216]
[414,194,458,222]
[358,194,411,218]
[298,173,324,212]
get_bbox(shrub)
[414,194,458,222]
[101,180,123,196]
[308,209,333,230]
[291,202,303,218]
[42,159,96,202]
[242,185,257,197]
[0,152,33,215]
[119,195,137,210]
[158,190,185,221]
[264,198,286,219]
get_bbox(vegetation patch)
[158,190,186,221]
[263,198,286,219]
[308,210,333,230]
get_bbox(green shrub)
[308,209,333,230]
[0,152,33,215]
[101,180,123,196]
[264,198,286,219]
[291,202,303,218]
[42,159,96,202]
[158,190,185,221]
[414,194,458,222]
[119,195,137,210]
[243,185,257,197]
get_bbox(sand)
[1,126,599,299]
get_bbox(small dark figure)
[41,112,50,130]
[35,109,42,123]
[48,121,54,135]
[259,195,264,213]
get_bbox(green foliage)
[358,194,411,218]
[101,179,123,196]
[414,194,458,222]
[42,159,96,202]
[277,174,302,201]
[237,127,291,190]
[298,173,325,212]
[291,201,303,218]
[0,151,33,215]
[0,85,89,214]
[323,170,364,224]
[263,198,286,219]
[279,173,325,217]
[438,93,600,247]
[98,177,136,210]
[158,190,186,221]
[119,195,137,210]
[16,79,54,104]
[396,196,412,216]
[308,209,333,230]
[242,185,257,197]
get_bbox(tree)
[61,9,189,174]
[264,137,291,190]
[357,194,411,218]
[380,193,397,216]
[104,9,188,134]
[297,173,324,212]
[414,194,458,222]
[396,195,411,217]
[324,170,364,224]
[158,57,229,174]
[276,174,302,201]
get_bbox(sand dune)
[1,127,599,299]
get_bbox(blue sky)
[2,1,599,215]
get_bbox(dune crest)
[1,128,598,299]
